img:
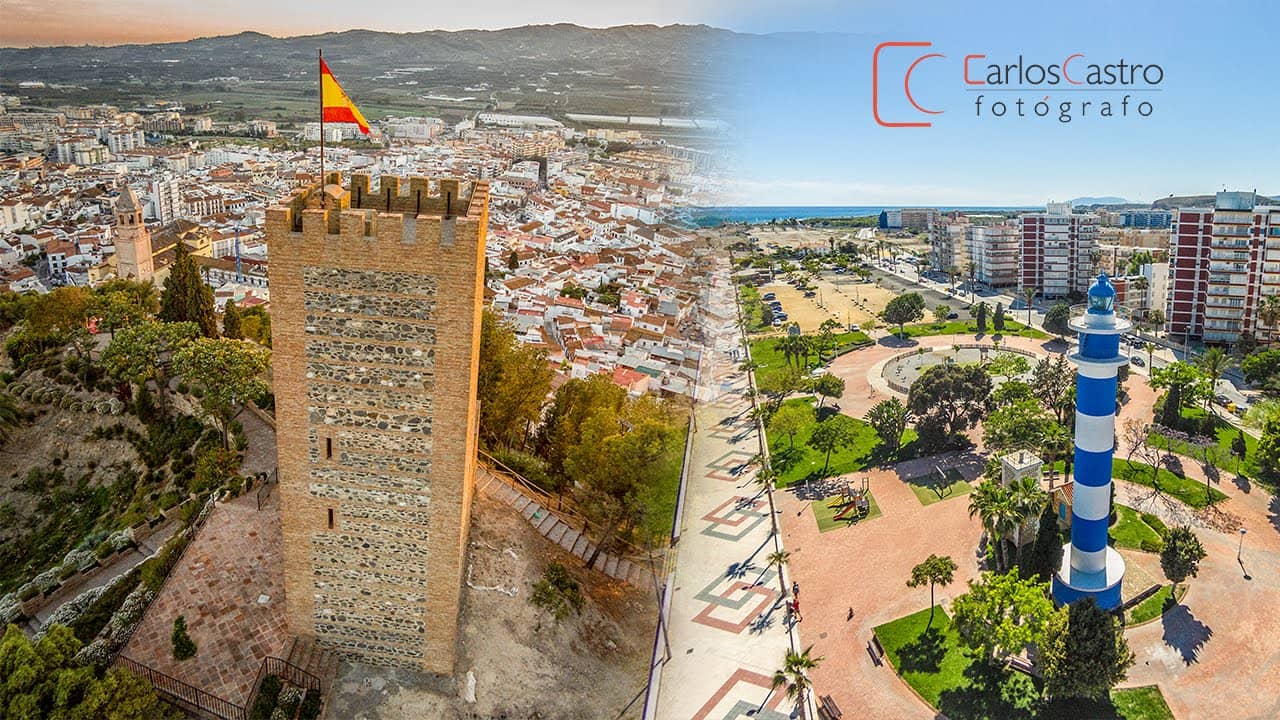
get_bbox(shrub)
[249,675,282,720]
[171,615,197,660]
[71,567,142,642]
[1140,537,1165,553]
[1141,512,1169,537]
[299,689,322,720]
[530,562,584,622]
[176,382,189,394]
[491,448,558,493]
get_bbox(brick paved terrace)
[122,488,289,708]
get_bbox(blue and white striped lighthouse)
[1052,274,1128,609]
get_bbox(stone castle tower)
[266,172,488,673]
[114,186,154,281]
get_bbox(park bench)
[818,694,844,719]
[867,634,886,666]
[1005,655,1037,677]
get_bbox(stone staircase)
[479,469,655,589]
[285,635,341,696]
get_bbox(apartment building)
[1019,202,1099,298]
[928,219,968,273]
[1167,191,1280,344]
[969,224,1020,288]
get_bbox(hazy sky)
[0,0,738,47]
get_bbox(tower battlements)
[266,172,489,244]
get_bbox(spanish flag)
[320,58,370,135]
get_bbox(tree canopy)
[1043,301,1073,340]
[769,402,814,449]
[882,293,926,336]
[1160,526,1207,593]
[907,363,991,450]
[1040,598,1134,700]
[478,309,554,450]
[171,337,271,447]
[158,243,218,337]
[0,624,180,720]
[951,570,1055,662]
[806,414,859,476]
[866,397,909,457]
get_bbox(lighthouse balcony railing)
[1067,303,1134,327]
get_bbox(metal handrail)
[243,654,325,719]
[118,655,245,720]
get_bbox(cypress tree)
[222,298,243,339]
[159,243,218,337]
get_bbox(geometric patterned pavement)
[653,269,802,718]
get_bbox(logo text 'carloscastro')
[873,42,1164,128]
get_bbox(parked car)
[804,290,817,298]
[772,318,783,327]
[1215,394,1230,406]
[1131,356,1145,367]
[849,324,860,332]
[763,292,776,300]
[947,312,959,320]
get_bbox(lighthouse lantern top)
[1087,273,1116,314]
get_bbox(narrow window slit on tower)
[325,436,333,460]
[327,508,334,530]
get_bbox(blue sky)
[707,0,1280,206]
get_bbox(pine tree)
[222,298,243,339]
[159,243,218,337]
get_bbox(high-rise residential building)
[1019,202,1099,298]
[148,175,182,223]
[113,186,154,282]
[268,172,489,673]
[928,218,968,273]
[968,224,1020,289]
[1167,191,1280,343]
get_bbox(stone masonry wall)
[268,173,488,674]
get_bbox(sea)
[684,205,1042,228]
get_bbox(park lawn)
[904,467,972,506]
[812,491,882,532]
[1125,585,1187,626]
[1149,406,1259,479]
[1107,687,1176,720]
[766,398,916,487]
[1112,458,1227,509]
[891,318,1049,341]
[739,285,769,333]
[877,608,1176,720]
[1109,505,1164,552]
[748,331,872,388]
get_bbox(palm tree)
[1022,286,1037,325]
[0,392,20,443]
[1041,423,1072,488]
[969,482,1012,570]
[1007,475,1047,568]
[947,266,960,294]
[1259,294,1280,347]
[965,261,977,300]
[766,549,791,571]
[1143,342,1156,371]
[771,646,824,719]
[1197,347,1233,414]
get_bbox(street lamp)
[1238,527,1247,561]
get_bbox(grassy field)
[1150,406,1260,480]
[811,491,882,532]
[904,467,972,506]
[1109,504,1165,552]
[747,331,872,388]
[876,608,1176,720]
[766,398,916,487]
[1113,458,1227,508]
[889,319,1050,341]
[1125,585,1186,626]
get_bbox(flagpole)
[318,48,325,208]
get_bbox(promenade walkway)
[652,267,799,719]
